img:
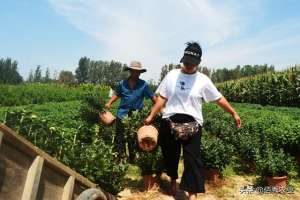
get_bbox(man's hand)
[216,97,242,129]
[233,113,241,129]
[144,116,154,125]
[104,95,119,110]
[144,95,167,125]
[104,102,111,110]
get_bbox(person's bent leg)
[180,129,205,194]
[159,119,181,179]
[159,119,181,195]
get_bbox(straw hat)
[125,61,147,73]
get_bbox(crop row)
[0,83,110,106]
[202,103,300,177]
[1,98,300,193]
[216,66,300,107]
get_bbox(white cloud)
[48,0,300,81]
[48,0,246,81]
[203,18,300,69]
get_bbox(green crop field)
[216,66,300,107]
[0,83,299,198]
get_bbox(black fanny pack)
[167,118,200,140]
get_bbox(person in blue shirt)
[105,61,156,161]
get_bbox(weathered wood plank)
[61,176,75,200]
[0,123,97,189]
[21,156,44,200]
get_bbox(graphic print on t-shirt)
[176,80,192,92]
[179,81,188,90]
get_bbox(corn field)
[216,66,300,107]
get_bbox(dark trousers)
[159,114,205,193]
[115,118,136,161]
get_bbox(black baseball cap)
[180,42,202,65]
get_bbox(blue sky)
[1,0,300,81]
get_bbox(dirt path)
[118,174,300,200]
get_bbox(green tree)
[53,70,59,81]
[200,66,211,77]
[76,57,90,83]
[44,68,51,83]
[28,70,34,82]
[0,58,23,84]
[75,57,129,85]
[211,64,275,83]
[58,70,75,85]
[107,60,127,86]
[232,65,241,80]
[88,61,99,84]
[86,59,127,86]
[160,64,180,82]
[33,65,42,82]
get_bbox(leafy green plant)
[203,103,300,165]
[135,147,164,176]
[255,147,296,177]
[200,132,234,171]
[122,106,163,175]
[0,83,109,107]
[78,136,128,194]
[80,89,106,124]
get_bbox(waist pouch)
[167,118,200,140]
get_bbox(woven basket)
[137,125,158,151]
[99,111,116,125]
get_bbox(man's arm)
[144,95,167,125]
[105,95,119,109]
[215,96,241,128]
[151,95,157,105]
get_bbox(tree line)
[0,58,23,84]
[211,64,275,83]
[0,57,129,86]
[0,57,284,86]
[75,57,128,86]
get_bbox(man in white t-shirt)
[145,42,241,200]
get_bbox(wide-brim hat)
[125,61,147,73]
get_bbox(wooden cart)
[0,123,115,200]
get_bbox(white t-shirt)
[156,69,222,125]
